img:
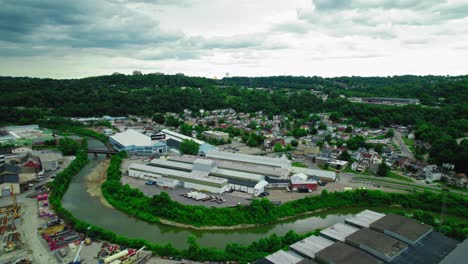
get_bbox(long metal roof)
[320,223,360,242]
[110,129,152,147]
[129,163,227,186]
[211,168,265,182]
[345,210,386,228]
[169,155,288,178]
[149,159,193,171]
[161,129,205,145]
[265,250,303,264]
[206,150,291,169]
[290,236,334,259]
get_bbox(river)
[62,138,355,249]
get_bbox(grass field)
[387,171,413,182]
[292,161,308,168]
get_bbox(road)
[349,174,468,196]
[394,132,414,159]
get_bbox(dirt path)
[85,160,114,209]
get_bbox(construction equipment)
[10,185,21,219]
[69,226,91,264]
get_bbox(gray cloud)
[313,0,444,12]
[271,22,310,34]
[295,0,468,39]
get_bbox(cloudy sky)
[0,0,467,78]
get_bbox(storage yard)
[0,184,157,264]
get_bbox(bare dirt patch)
[86,160,113,208]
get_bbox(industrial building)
[290,236,334,259]
[345,228,408,262]
[206,150,291,170]
[169,155,288,179]
[320,223,359,242]
[290,173,318,191]
[256,249,303,264]
[315,242,383,264]
[290,167,336,182]
[369,214,433,245]
[361,97,420,106]
[36,151,63,171]
[134,158,269,196]
[110,129,168,155]
[254,210,462,264]
[345,210,386,228]
[129,163,228,193]
[202,130,229,141]
[161,129,217,155]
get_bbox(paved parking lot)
[121,176,251,207]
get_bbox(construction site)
[0,183,156,264]
[0,186,28,263]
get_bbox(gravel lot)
[122,176,251,207]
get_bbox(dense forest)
[0,74,467,172]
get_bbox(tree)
[180,123,193,136]
[152,113,165,124]
[318,122,327,130]
[339,150,351,161]
[291,140,299,147]
[274,142,283,152]
[346,136,366,150]
[247,121,258,129]
[345,126,353,133]
[179,139,199,155]
[368,117,382,128]
[377,162,389,177]
[165,116,181,127]
[386,128,395,138]
[58,138,80,155]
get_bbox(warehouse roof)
[129,163,227,187]
[265,250,303,264]
[206,150,291,169]
[370,214,433,244]
[37,151,63,162]
[161,129,205,145]
[390,231,459,264]
[169,155,287,178]
[345,210,386,228]
[439,239,468,264]
[211,168,265,182]
[149,159,193,171]
[110,129,152,147]
[320,223,359,242]
[346,228,408,261]
[290,235,334,259]
[315,242,383,264]
[290,167,336,181]
[215,160,287,178]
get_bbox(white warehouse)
[128,163,228,194]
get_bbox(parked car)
[145,180,156,185]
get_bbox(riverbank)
[86,159,113,209]
[158,208,333,230]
